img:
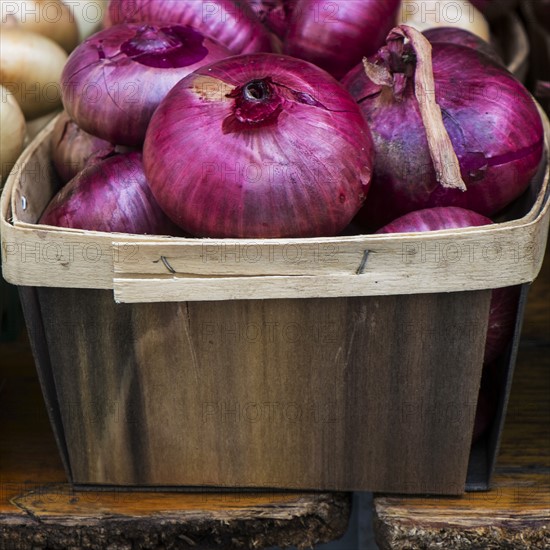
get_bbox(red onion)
[375,206,492,233]
[343,26,544,230]
[422,27,503,66]
[61,23,231,147]
[376,206,521,365]
[470,0,518,19]
[40,152,182,236]
[247,0,292,38]
[107,0,274,54]
[143,53,374,238]
[51,111,117,184]
[284,0,401,80]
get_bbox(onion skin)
[247,0,292,38]
[51,111,117,183]
[284,0,401,80]
[107,0,274,54]
[0,28,67,119]
[61,23,232,146]
[39,152,182,236]
[375,206,493,234]
[377,207,521,366]
[344,38,544,231]
[1,0,79,52]
[422,27,502,65]
[398,0,490,41]
[143,53,374,238]
[0,85,26,181]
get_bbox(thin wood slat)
[1,110,549,302]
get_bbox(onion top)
[61,23,232,146]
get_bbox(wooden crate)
[1,111,549,495]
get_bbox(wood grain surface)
[0,331,350,549]
[373,243,550,549]
[32,288,490,493]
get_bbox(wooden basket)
[496,11,530,82]
[1,110,549,495]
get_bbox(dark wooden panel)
[36,289,491,493]
[373,241,550,548]
[0,334,351,549]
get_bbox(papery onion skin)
[0,29,67,119]
[0,85,26,182]
[39,152,182,236]
[422,27,502,65]
[143,53,374,238]
[61,23,232,147]
[284,0,401,80]
[51,111,117,184]
[375,206,493,233]
[107,0,274,54]
[344,40,544,231]
[247,0,292,38]
[376,206,521,366]
[1,0,80,52]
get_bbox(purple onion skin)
[375,206,493,234]
[284,0,401,80]
[51,111,117,184]
[143,53,374,238]
[422,27,503,66]
[247,0,292,38]
[40,152,183,236]
[107,0,274,54]
[376,206,520,365]
[344,43,544,231]
[470,0,518,19]
[61,23,232,147]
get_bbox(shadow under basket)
[0,273,23,342]
[1,111,549,496]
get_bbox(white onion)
[1,0,79,51]
[0,28,67,119]
[64,0,107,41]
[0,85,26,181]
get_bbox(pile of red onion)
[39,2,545,382]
